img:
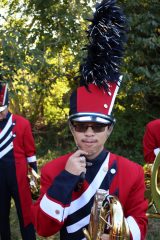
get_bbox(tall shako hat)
[69,0,127,124]
[0,82,9,112]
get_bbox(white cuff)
[27,155,36,163]
[40,194,69,222]
[154,148,160,157]
[126,216,140,240]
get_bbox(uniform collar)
[5,111,11,120]
[86,149,108,167]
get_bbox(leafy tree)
[0,0,160,163]
[107,0,160,163]
[0,0,92,126]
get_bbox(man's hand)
[65,150,88,176]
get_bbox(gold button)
[55,210,60,215]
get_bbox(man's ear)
[106,124,114,138]
[69,121,76,138]
[68,121,79,148]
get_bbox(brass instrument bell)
[28,167,40,200]
[143,152,160,218]
[83,189,130,240]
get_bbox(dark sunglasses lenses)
[72,123,109,133]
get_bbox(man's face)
[70,121,113,160]
[0,108,8,121]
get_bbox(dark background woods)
[0,0,160,239]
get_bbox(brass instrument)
[143,152,160,218]
[28,167,40,200]
[83,189,130,240]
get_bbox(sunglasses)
[72,122,111,133]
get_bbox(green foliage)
[120,0,160,118]
[0,0,90,125]
[106,109,147,165]
[102,0,160,165]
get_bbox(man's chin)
[85,149,98,159]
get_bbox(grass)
[147,218,160,240]
[11,201,59,239]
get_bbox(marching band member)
[31,0,148,239]
[0,82,37,240]
[143,119,160,163]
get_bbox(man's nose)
[84,126,94,134]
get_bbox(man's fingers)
[79,155,86,163]
[74,149,88,157]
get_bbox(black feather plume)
[79,0,127,91]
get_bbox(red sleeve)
[31,165,63,237]
[143,123,156,163]
[31,156,75,237]
[124,166,148,240]
[23,121,36,159]
[109,154,148,240]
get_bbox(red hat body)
[69,83,120,124]
[77,83,119,115]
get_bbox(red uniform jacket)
[0,113,36,226]
[143,119,160,163]
[31,150,148,240]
